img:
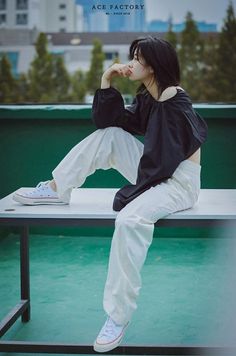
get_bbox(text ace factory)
[92,4,145,11]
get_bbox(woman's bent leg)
[103,160,201,325]
[52,127,143,203]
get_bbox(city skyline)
[76,0,222,32]
[144,0,235,31]
[1,0,234,33]
[76,0,235,32]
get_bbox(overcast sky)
[145,0,236,30]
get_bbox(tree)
[214,1,236,102]
[199,35,219,101]
[17,73,30,102]
[178,12,205,100]
[165,17,178,50]
[0,55,17,103]
[52,56,71,102]
[28,33,54,102]
[86,38,105,94]
[70,70,87,103]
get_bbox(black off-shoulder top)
[92,87,208,211]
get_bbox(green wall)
[0,104,236,238]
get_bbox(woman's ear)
[149,67,154,74]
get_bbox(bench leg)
[20,226,30,322]
[0,226,31,339]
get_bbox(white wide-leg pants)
[52,127,201,325]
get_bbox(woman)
[13,36,208,353]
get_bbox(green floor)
[0,232,235,356]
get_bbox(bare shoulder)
[159,86,184,102]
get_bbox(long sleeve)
[92,87,149,136]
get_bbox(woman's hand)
[101,64,132,89]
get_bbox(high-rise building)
[108,0,146,32]
[0,0,82,32]
[76,0,91,31]
[40,0,80,32]
[76,0,146,32]
[90,11,109,32]
[0,0,38,29]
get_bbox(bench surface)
[0,188,235,221]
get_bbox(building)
[76,0,146,32]
[90,11,109,32]
[0,0,83,32]
[76,0,91,31]
[0,29,166,76]
[0,29,218,78]
[148,19,217,33]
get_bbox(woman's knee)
[115,211,140,230]
[114,212,154,263]
[115,212,153,238]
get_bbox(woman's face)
[127,50,153,83]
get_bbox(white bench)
[0,188,236,355]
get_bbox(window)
[16,0,28,10]
[16,13,28,25]
[59,4,66,9]
[59,16,66,21]
[0,0,6,10]
[0,13,6,24]
[0,52,19,77]
[60,28,66,32]
[105,51,119,60]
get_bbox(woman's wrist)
[101,74,111,89]
[100,64,131,89]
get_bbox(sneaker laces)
[99,318,119,338]
[26,181,51,196]
[35,181,50,191]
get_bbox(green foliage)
[178,12,205,100]
[199,35,219,101]
[70,70,87,103]
[112,76,138,98]
[51,56,71,102]
[215,1,236,102]
[165,20,178,49]
[86,38,105,94]
[0,55,17,103]
[17,73,30,102]
[28,33,54,102]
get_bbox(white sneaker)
[93,317,129,353]
[12,181,68,205]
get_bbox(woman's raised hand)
[101,63,132,89]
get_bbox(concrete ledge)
[0,104,236,120]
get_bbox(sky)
[145,0,236,31]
